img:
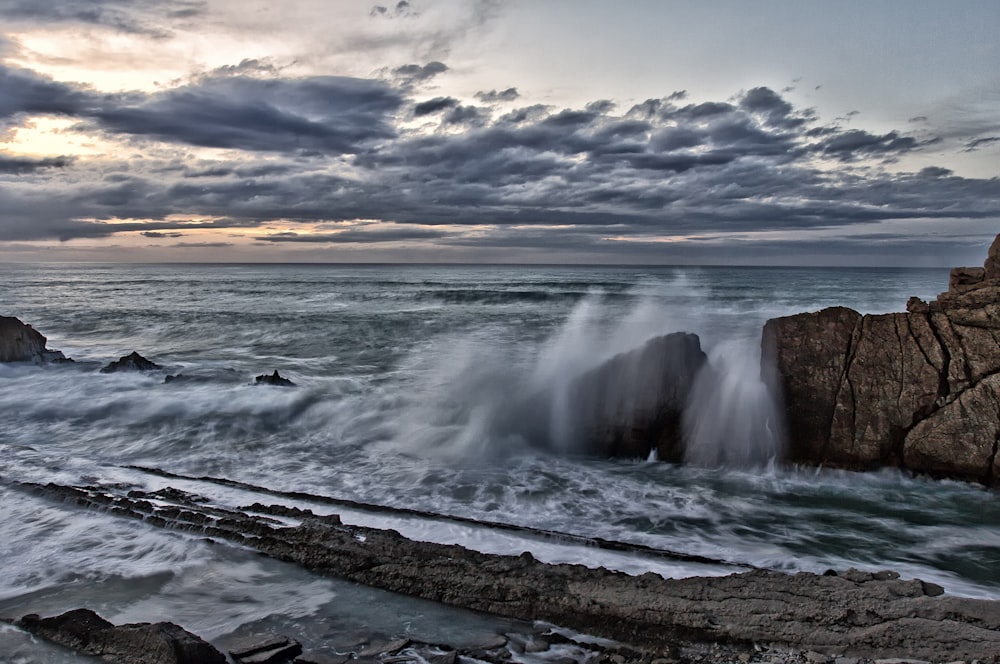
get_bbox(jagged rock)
[255,370,295,387]
[228,633,303,664]
[0,316,69,363]
[14,608,225,664]
[763,234,1000,484]
[100,351,163,373]
[569,332,707,460]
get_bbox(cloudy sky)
[1,0,999,265]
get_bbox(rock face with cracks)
[763,233,1000,485]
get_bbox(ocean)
[1,263,998,659]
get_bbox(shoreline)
[7,477,1000,663]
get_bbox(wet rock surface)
[0,316,68,363]
[763,233,1000,484]
[11,607,226,664]
[12,478,1000,663]
[100,350,163,373]
[570,332,707,460]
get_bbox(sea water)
[1,263,998,654]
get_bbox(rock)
[255,370,295,387]
[0,316,69,363]
[25,480,1000,663]
[228,633,303,664]
[15,608,226,664]
[762,233,1000,485]
[568,332,707,460]
[100,351,163,373]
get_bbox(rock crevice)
[764,234,1000,485]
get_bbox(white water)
[1,263,998,661]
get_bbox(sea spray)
[398,279,784,464]
[682,340,784,468]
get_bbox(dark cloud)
[444,105,488,126]
[2,69,997,264]
[89,75,404,153]
[476,88,519,103]
[256,226,449,243]
[0,0,205,36]
[0,65,92,121]
[171,241,233,248]
[413,96,459,116]
[919,166,953,178]
[391,61,448,83]
[964,136,1000,152]
[816,129,922,161]
[141,231,183,238]
[0,155,74,173]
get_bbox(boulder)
[763,234,1000,484]
[568,332,707,460]
[15,608,226,664]
[0,316,67,363]
[254,370,295,387]
[101,351,163,373]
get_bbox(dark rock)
[100,351,163,373]
[255,370,296,387]
[228,633,303,664]
[763,233,1000,485]
[0,316,69,363]
[569,332,707,460]
[15,608,225,664]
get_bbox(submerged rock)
[254,370,295,387]
[569,332,707,461]
[100,351,163,373]
[14,608,225,664]
[763,233,1000,484]
[0,316,69,363]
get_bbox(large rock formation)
[0,316,67,363]
[14,608,225,664]
[763,234,1000,484]
[569,332,707,460]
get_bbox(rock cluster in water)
[763,233,1000,485]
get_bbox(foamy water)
[1,263,998,656]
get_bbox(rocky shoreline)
[6,477,1000,663]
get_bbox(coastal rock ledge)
[763,233,1000,485]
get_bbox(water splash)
[396,278,785,465]
[682,340,784,468]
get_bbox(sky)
[1,0,999,265]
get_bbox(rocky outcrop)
[0,316,68,363]
[15,478,1000,662]
[763,234,1000,484]
[569,332,707,460]
[254,369,295,387]
[14,608,225,664]
[100,351,163,373]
